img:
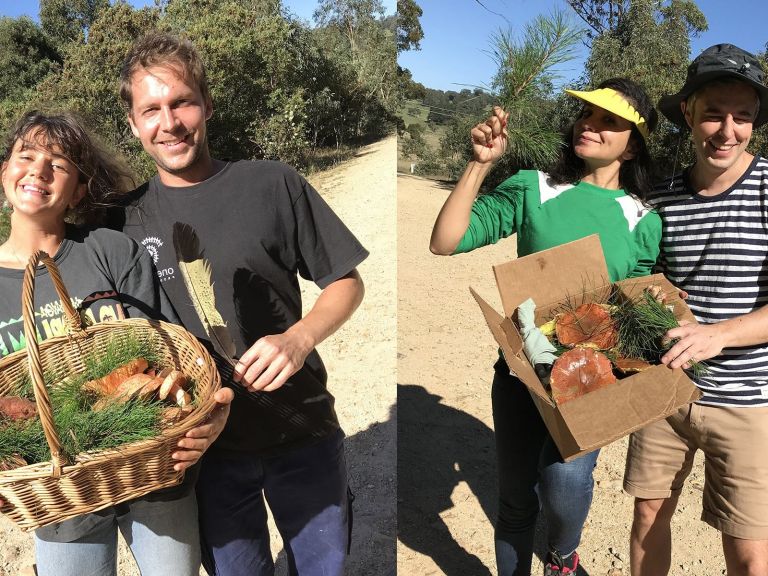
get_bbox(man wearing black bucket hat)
[624,43,768,575]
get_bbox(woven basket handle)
[22,251,85,476]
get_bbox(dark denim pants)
[492,363,599,576]
[196,429,352,576]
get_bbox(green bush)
[0,204,10,243]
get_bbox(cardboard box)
[471,234,702,461]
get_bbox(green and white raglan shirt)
[454,170,661,283]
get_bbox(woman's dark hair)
[1,110,134,226]
[548,77,659,201]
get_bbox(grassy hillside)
[399,99,448,175]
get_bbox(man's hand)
[171,387,234,471]
[232,270,364,393]
[661,321,726,369]
[233,326,314,393]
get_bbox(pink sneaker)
[544,550,580,575]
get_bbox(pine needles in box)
[529,284,704,404]
[611,289,706,378]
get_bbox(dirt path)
[0,137,397,576]
[396,173,723,575]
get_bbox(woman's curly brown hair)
[1,110,135,226]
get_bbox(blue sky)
[0,0,395,26]
[399,0,768,92]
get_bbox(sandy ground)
[0,137,397,576]
[396,173,725,576]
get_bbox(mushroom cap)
[159,370,187,400]
[83,358,149,396]
[613,357,653,374]
[555,302,618,350]
[113,373,155,403]
[0,453,28,471]
[550,347,617,404]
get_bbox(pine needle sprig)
[10,373,33,399]
[0,418,48,465]
[55,399,163,459]
[612,290,707,378]
[0,400,163,464]
[84,333,159,380]
[483,9,581,170]
[10,368,66,400]
[489,10,582,107]
[0,332,166,465]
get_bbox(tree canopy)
[0,0,397,181]
[396,0,423,52]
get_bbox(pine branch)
[612,290,707,377]
[490,10,581,107]
[505,124,563,168]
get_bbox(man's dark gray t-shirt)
[109,160,369,456]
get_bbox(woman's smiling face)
[2,132,85,223]
[572,103,635,170]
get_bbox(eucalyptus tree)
[580,0,707,177]
[396,0,423,52]
[313,0,397,138]
[40,0,110,46]
[0,16,61,128]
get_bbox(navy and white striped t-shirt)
[649,155,768,407]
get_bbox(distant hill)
[397,86,496,179]
[422,87,496,125]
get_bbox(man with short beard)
[109,31,367,576]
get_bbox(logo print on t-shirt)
[140,235,175,283]
[141,236,163,264]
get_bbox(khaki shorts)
[624,403,768,540]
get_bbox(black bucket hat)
[659,43,768,128]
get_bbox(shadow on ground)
[397,382,558,575]
[397,383,497,576]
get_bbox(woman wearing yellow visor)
[430,78,659,576]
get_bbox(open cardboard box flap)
[470,235,702,461]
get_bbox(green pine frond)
[0,332,166,465]
[490,10,582,108]
[612,290,707,376]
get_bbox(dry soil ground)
[396,173,725,576]
[0,136,397,576]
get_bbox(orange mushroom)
[112,373,156,403]
[555,303,618,350]
[83,358,149,396]
[0,396,37,421]
[613,357,653,374]
[550,348,617,404]
[0,453,27,471]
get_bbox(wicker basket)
[0,251,221,531]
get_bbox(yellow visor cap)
[565,87,649,140]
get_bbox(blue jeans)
[197,429,352,576]
[492,366,599,576]
[34,491,200,576]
